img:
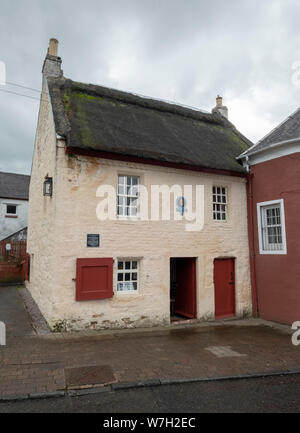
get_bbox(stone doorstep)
[58,319,232,339]
[41,318,292,341]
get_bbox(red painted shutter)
[76,258,114,301]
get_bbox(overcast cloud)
[0,0,300,174]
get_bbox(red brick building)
[239,108,300,324]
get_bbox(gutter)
[0,197,29,201]
[247,173,259,317]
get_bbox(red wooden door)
[214,258,235,319]
[76,258,114,301]
[174,258,197,319]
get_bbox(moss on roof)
[48,77,251,173]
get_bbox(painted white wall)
[27,140,253,330]
[0,198,29,240]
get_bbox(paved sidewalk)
[0,286,299,399]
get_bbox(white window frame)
[213,186,227,221]
[257,199,287,255]
[117,175,139,219]
[117,260,139,293]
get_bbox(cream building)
[26,39,253,331]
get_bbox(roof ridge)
[62,77,220,125]
[89,85,211,115]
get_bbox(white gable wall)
[26,78,59,320]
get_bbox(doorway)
[214,258,236,319]
[170,258,197,321]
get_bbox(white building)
[0,172,30,241]
[26,39,253,331]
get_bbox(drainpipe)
[247,171,259,317]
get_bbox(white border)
[257,199,287,255]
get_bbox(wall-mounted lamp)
[43,177,53,197]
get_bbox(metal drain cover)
[65,365,116,389]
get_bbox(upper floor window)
[213,186,227,221]
[257,199,287,255]
[117,260,139,292]
[117,175,139,217]
[6,205,17,215]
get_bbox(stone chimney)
[212,95,228,119]
[42,38,62,79]
[48,38,59,56]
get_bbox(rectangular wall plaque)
[87,234,100,248]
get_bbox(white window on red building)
[257,199,287,255]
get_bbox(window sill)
[259,250,287,255]
[5,215,18,219]
[115,291,140,298]
[116,216,140,222]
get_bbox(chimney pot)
[48,38,59,57]
[212,95,228,119]
[216,95,223,107]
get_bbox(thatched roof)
[48,77,251,174]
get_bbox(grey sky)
[0,0,300,174]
